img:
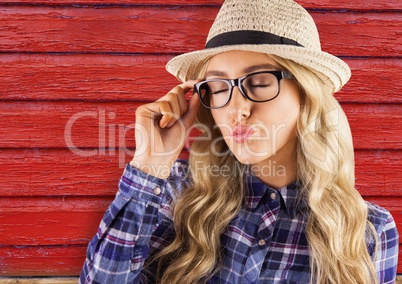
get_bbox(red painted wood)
[336,59,402,103]
[0,196,400,246]
[343,104,402,150]
[312,12,402,57]
[0,7,400,56]
[0,149,399,197]
[0,197,112,246]
[0,149,189,197]
[297,0,402,10]
[0,54,174,102]
[0,0,400,10]
[0,102,400,149]
[0,0,400,277]
[0,246,86,276]
[355,150,402,196]
[1,54,401,103]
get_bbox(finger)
[158,101,181,128]
[181,91,201,129]
[164,80,199,127]
[136,101,174,129]
[168,80,199,112]
[171,87,188,117]
[163,93,181,128]
[179,79,200,90]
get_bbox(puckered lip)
[230,124,255,143]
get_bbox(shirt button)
[153,187,161,195]
[258,239,266,246]
[270,192,276,200]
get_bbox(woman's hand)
[130,80,200,179]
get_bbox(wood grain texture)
[0,197,112,246]
[343,104,402,150]
[0,279,384,284]
[0,279,78,284]
[1,54,401,103]
[0,246,86,276]
[0,149,399,197]
[0,102,400,149]
[0,0,401,10]
[355,150,402,196]
[0,0,400,278]
[0,196,396,246]
[0,7,400,56]
[0,197,400,273]
[3,277,395,284]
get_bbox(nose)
[227,86,251,121]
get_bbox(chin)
[232,152,270,166]
[229,144,273,166]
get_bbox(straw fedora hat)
[166,0,351,93]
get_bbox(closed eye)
[250,84,271,88]
[211,88,229,95]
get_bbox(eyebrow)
[205,64,278,79]
[244,64,278,73]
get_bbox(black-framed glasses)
[194,71,293,109]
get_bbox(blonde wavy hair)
[151,55,378,284]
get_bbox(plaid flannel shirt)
[80,160,399,284]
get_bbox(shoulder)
[366,201,396,233]
[365,201,399,255]
[366,202,399,282]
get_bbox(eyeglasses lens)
[198,72,279,108]
[242,73,279,101]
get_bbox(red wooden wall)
[0,0,401,277]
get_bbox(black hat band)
[205,30,303,49]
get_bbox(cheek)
[210,110,226,138]
[211,109,225,128]
[273,85,300,123]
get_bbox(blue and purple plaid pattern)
[80,160,399,283]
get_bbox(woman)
[80,0,399,283]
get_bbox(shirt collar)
[276,182,303,217]
[244,171,268,210]
[244,169,304,217]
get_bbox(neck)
[250,140,297,189]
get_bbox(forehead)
[206,50,280,78]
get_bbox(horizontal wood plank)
[0,196,401,245]
[0,246,86,276]
[0,54,400,103]
[338,58,402,103]
[314,12,402,57]
[1,0,400,279]
[0,54,174,102]
[0,102,400,149]
[0,149,170,196]
[0,0,400,10]
[354,150,402,196]
[0,7,400,56]
[4,278,402,284]
[0,278,78,284]
[0,197,112,246]
[0,220,400,276]
[297,0,402,10]
[343,104,402,150]
[0,149,400,197]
